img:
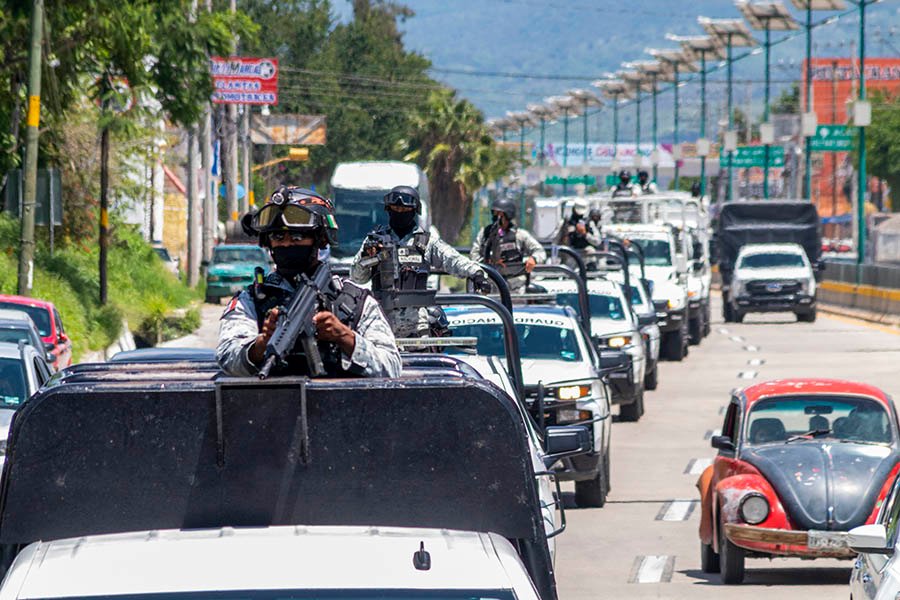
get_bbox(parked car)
[0,341,53,468]
[205,244,271,304]
[698,379,900,584]
[0,309,54,367]
[152,243,180,277]
[0,295,71,371]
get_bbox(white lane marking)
[730,335,744,343]
[684,457,712,475]
[738,371,758,379]
[629,555,675,583]
[744,345,759,352]
[747,358,766,366]
[704,428,722,440]
[718,328,730,335]
[656,500,697,521]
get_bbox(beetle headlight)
[739,493,769,525]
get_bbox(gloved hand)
[472,271,492,294]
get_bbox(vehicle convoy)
[605,271,661,391]
[0,354,588,599]
[716,200,821,323]
[328,161,431,265]
[204,244,272,304]
[605,224,690,361]
[0,295,71,371]
[698,379,900,584]
[445,304,616,507]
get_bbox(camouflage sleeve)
[470,228,485,263]
[519,229,547,263]
[428,237,484,279]
[216,290,260,377]
[349,241,374,284]
[342,293,402,378]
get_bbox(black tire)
[723,302,734,323]
[719,518,746,584]
[703,303,712,337]
[700,541,720,574]
[575,469,607,508]
[644,363,658,391]
[689,316,702,345]
[619,387,644,422]
[663,330,686,361]
[797,309,817,323]
[733,310,745,324]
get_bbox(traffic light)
[289,147,309,161]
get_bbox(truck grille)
[746,280,801,295]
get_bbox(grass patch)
[0,214,201,360]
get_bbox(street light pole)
[857,0,868,266]
[700,49,708,198]
[803,3,813,199]
[763,22,772,199]
[582,98,590,180]
[613,94,619,162]
[674,66,681,190]
[727,33,735,202]
[562,107,570,195]
[635,89,642,173]
[651,73,659,183]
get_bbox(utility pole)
[185,0,200,287]
[17,0,43,297]
[241,106,251,211]
[831,59,838,219]
[856,0,869,266]
[224,0,239,228]
[201,0,215,263]
[99,76,110,305]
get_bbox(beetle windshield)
[0,357,27,408]
[745,395,893,445]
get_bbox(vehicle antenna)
[413,541,431,571]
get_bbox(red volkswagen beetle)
[698,379,900,584]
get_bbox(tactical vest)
[251,271,368,376]
[481,224,525,277]
[566,217,590,249]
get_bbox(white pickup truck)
[725,243,817,323]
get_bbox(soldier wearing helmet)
[471,196,546,293]
[556,198,597,250]
[216,186,401,378]
[637,170,658,195]
[350,185,490,338]
[610,169,636,198]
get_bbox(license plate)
[807,530,848,549]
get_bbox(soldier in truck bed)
[470,197,546,294]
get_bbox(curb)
[819,303,900,329]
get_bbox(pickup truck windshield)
[555,293,626,321]
[448,322,582,362]
[32,592,516,600]
[0,358,27,408]
[331,188,390,259]
[627,238,672,267]
[739,252,805,269]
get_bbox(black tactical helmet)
[241,186,339,248]
[383,185,421,214]
[491,196,517,220]
[638,170,649,182]
[618,170,632,184]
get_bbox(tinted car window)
[745,395,892,445]
[739,252,805,269]
[448,322,582,362]
[0,358,27,408]
[625,238,672,267]
[0,326,38,347]
[556,293,626,320]
[0,303,51,337]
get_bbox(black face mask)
[271,245,316,278]
[491,213,500,223]
[389,211,417,236]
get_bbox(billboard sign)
[211,56,278,105]
[250,114,327,145]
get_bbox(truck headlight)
[739,493,769,525]
[557,385,592,400]
[607,335,631,348]
[667,296,685,311]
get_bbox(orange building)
[801,58,900,216]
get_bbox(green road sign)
[810,124,852,152]
[605,174,617,187]
[719,145,785,169]
[544,175,596,186]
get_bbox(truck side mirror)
[543,425,592,467]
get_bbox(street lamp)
[547,95,582,195]
[737,1,798,200]
[507,111,537,220]
[669,34,725,199]
[647,48,698,191]
[568,89,603,180]
[630,60,674,184]
[527,103,558,197]
[619,70,652,173]
[789,1,847,201]
[487,117,514,144]
[592,79,632,172]
[699,17,756,202]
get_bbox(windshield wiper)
[786,428,832,443]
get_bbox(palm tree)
[401,89,515,241]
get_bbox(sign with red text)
[211,56,278,105]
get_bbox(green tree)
[862,91,900,209]
[401,88,516,242]
[772,84,800,115]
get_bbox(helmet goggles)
[384,190,419,209]
[252,202,321,232]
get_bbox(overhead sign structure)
[810,124,852,152]
[719,145,785,169]
[250,114,327,145]
[544,175,596,186]
[211,56,278,105]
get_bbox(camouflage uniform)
[471,224,547,293]
[217,271,402,378]
[350,225,485,337]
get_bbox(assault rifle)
[258,261,332,379]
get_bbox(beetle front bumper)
[724,523,855,558]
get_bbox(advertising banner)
[211,56,279,105]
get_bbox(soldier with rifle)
[350,185,490,338]
[216,186,401,378]
[471,196,546,293]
